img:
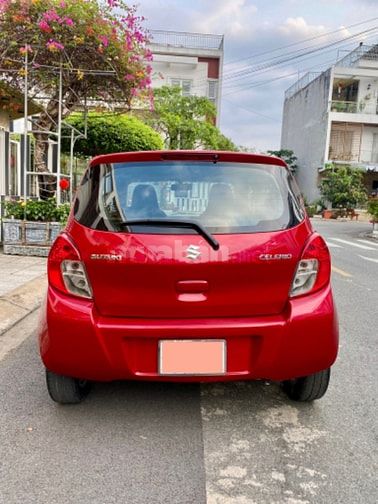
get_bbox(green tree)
[367,199,378,222]
[0,0,151,178]
[267,149,298,174]
[319,165,368,208]
[62,113,163,156]
[147,86,237,150]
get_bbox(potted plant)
[2,198,70,256]
[319,164,368,219]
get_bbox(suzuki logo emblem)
[186,245,201,260]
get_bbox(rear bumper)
[38,286,339,382]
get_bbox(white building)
[0,82,40,199]
[148,30,224,126]
[281,44,378,202]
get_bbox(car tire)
[283,368,330,402]
[46,369,91,404]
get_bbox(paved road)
[0,220,377,504]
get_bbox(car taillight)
[290,234,331,298]
[48,234,92,299]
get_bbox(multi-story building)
[148,30,224,126]
[281,44,378,202]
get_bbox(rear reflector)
[61,260,92,299]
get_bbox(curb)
[0,275,47,336]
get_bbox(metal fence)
[149,30,224,51]
[284,72,322,100]
[335,44,378,69]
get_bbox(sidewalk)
[0,249,47,335]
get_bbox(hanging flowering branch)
[0,0,153,176]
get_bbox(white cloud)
[192,0,258,37]
[279,17,327,38]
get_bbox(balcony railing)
[149,30,224,51]
[335,44,378,69]
[284,72,322,100]
[330,100,378,115]
[328,148,378,165]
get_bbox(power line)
[221,34,378,97]
[218,26,378,86]
[222,97,278,121]
[222,16,378,68]
[189,21,378,91]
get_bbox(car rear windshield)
[74,161,304,234]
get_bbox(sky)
[136,0,378,151]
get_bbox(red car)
[38,151,338,404]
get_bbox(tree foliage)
[147,86,238,151]
[367,199,378,222]
[319,165,368,208]
[267,149,298,173]
[0,0,152,178]
[62,113,163,156]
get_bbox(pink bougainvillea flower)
[138,77,151,89]
[124,74,135,81]
[43,9,61,23]
[144,49,153,62]
[19,44,33,55]
[98,35,109,47]
[64,17,74,26]
[46,39,65,52]
[133,30,145,44]
[59,1,66,7]
[38,20,51,32]
[129,55,140,63]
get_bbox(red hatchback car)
[38,151,338,404]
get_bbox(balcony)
[330,100,378,115]
[328,147,378,165]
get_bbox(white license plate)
[158,339,226,376]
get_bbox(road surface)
[0,219,377,504]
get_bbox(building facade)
[0,82,41,199]
[281,44,378,202]
[148,30,224,126]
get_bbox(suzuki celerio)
[38,151,338,404]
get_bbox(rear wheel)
[46,369,91,404]
[283,368,330,402]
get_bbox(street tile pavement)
[0,249,46,296]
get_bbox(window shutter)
[182,80,192,97]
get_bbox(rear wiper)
[120,219,220,251]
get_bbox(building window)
[207,80,218,104]
[332,78,359,103]
[171,79,192,97]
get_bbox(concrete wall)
[281,70,331,202]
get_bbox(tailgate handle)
[176,280,209,293]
